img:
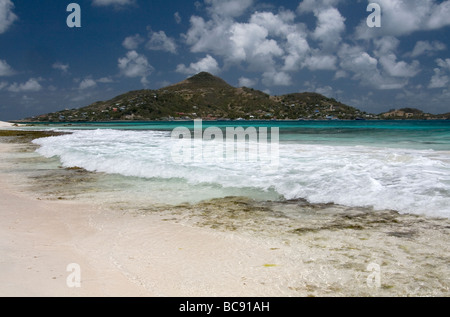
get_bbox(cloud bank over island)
[0,0,449,120]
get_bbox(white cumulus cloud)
[183,12,288,75]
[184,16,234,56]
[436,58,450,70]
[123,31,177,54]
[338,44,408,90]
[356,0,450,39]
[262,71,292,86]
[176,54,220,75]
[0,0,17,34]
[429,68,449,88]
[249,10,299,38]
[122,34,145,50]
[411,41,446,57]
[205,0,254,18]
[311,7,346,50]
[146,30,177,54]
[305,54,337,71]
[229,22,283,67]
[0,59,14,76]
[174,12,182,24]
[52,62,70,73]
[282,32,310,72]
[8,78,42,93]
[238,77,258,87]
[379,54,420,78]
[373,37,421,78]
[79,78,97,90]
[297,0,343,13]
[429,58,450,88]
[118,51,154,85]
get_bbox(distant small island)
[380,108,450,120]
[16,72,450,123]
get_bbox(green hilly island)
[19,72,450,122]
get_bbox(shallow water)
[27,120,450,218]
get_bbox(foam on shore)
[0,121,14,128]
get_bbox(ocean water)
[31,120,450,218]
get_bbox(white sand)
[0,144,286,297]
[0,121,14,128]
[0,177,290,297]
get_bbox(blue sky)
[0,0,449,120]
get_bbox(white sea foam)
[33,129,450,218]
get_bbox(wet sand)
[0,133,449,297]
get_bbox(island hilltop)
[20,72,450,122]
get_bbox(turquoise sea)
[28,120,450,218]
[27,119,450,149]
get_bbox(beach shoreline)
[0,141,295,297]
[0,139,317,297]
[0,121,14,128]
[0,131,449,297]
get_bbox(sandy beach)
[0,143,287,297]
[0,133,449,297]
[0,140,314,297]
[0,121,14,128]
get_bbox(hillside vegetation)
[21,72,449,122]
